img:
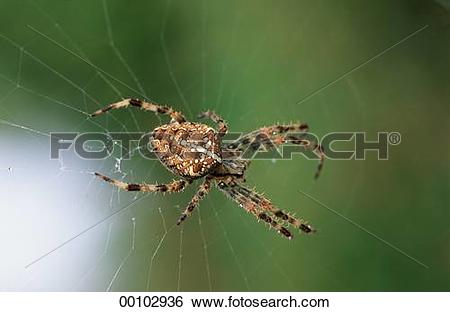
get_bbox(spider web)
[0,0,448,292]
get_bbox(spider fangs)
[90,98,325,239]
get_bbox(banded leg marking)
[94,172,188,193]
[90,98,186,123]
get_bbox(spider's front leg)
[90,98,186,123]
[225,123,309,150]
[237,183,316,234]
[225,123,325,179]
[217,179,315,239]
[177,177,212,225]
[275,135,325,179]
[197,110,228,137]
[94,172,189,192]
[217,180,294,239]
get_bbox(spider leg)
[274,135,325,179]
[218,180,315,237]
[177,177,212,225]
[197,110,228,137]
[224,123,309,150]
[90,98,186,123]
[236,184,316,234]
[217,180,294,239]
[224,123,325,179]
[94,172,189,192]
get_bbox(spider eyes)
[218,182,226,188]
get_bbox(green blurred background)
[0,0,449,291]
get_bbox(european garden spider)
[91,99,324,239]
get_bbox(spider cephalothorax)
[91,98,324,239]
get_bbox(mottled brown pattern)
[91,98,324,239]
[151,122,221,178]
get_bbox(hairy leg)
[224,123,309,150]
[224,123,324,179]
[94,172,189,192]
[234,184,315,233]
[90,98,186,123]
[177,177,212,225]
[273,134,325,179]
[198,110,228,137]
[217,179,296,239]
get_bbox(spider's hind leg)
[94,172,188,193]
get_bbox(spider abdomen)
[151,122,222,178]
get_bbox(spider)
[90,99,324,239]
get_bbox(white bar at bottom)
[0,292,449,312]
